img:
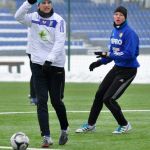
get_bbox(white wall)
[0,55,149,83]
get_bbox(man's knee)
[51,98,63,108]
[103,96,121,111]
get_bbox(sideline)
[0,146,63,150]
[0,110,150,115]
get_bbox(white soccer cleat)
[59,130,68,145]
[112,122,132,134]
[41,136,53,148]
[75,123,96,133]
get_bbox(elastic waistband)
[115,65,137,70]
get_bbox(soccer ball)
[10,132,29,150]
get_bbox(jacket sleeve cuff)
[25,1,32,7]
[47,54,56,63]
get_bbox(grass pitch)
[0,82,150,150]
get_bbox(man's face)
[38,0,52,13]
[113,12,125,25]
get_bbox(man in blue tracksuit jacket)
[76,6,140,134]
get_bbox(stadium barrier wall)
[0,55,149,83]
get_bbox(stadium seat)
[0,0,150,54]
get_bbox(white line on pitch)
[0,110,150,115]
[0,146,63,150]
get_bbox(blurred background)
[0,0,150,83]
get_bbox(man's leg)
[76,67,117,133]
[48,67,69,130]
[28,54,37,104]
[48,66,69,145]
[32,63,50,136]
[102,68,137,126]
[88,67,117,125]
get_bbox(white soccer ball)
[10,132,29,150]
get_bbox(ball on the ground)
[10,132,29,150]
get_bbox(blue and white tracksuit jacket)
[14,1,66,67]
[101,21,140,68]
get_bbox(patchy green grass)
[0,82,150,150]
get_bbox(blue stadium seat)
[0,0,149,52]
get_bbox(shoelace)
[42,137,49,144]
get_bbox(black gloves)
[42,61,52,72]
[89,61,101,71]
[27,0,37,4]
[89,51,110,71]
[94,51,110,58]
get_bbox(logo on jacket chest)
[111,32,123,45]
[39,30,47,40]
[111,38,122,45]
[32,19,57,28]
[40,19,57,28]
[38,29,52,41]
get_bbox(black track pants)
[32,63,69,136]
[88,65,137,126]
[28,54,36,98]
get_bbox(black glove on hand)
[42,61,52,72]
[89,61,101,71]
[94,51,109,58]
[27,0,37,4]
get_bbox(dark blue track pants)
[32,63,69,136]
